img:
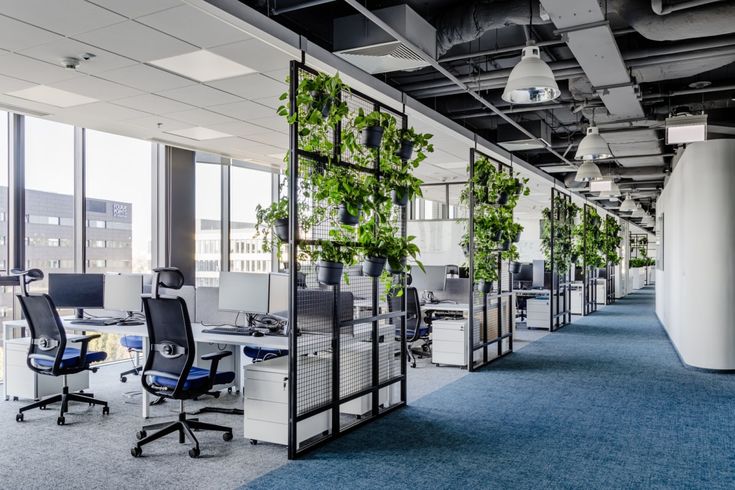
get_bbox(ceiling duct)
[496,120,552,151]
[333,5,436,74]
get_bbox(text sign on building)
[113,203,129,218]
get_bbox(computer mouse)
[251,331,265,337]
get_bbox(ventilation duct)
[333,5,436,74]
[496,120,552,151]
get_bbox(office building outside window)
[195,161,222,287]
[0,112,7,381]
[230,163,273,273]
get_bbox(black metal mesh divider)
[605,218,617,305]
[287,61,407,459]
[582,204,598,315]
[549,188,572,331]
[467,148,513,372]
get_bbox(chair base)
[120,365,141,382]
[16,386,109,425]
[132,412,233,458]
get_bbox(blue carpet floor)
[244,288,735,489]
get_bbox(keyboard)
[70,318,116,326]
[202,326,255,336]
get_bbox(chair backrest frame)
[17,294,67,375]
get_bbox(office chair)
[13,269,110,426]
[445,265,459,278]
[119,335,143,382]
[131,267,234,459]
[389,287,431,368]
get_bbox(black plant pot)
[492,230,503,242]
[497,192,509,206]
[510,262,523,275]
[391,187,410,207]
[396,140,414,161]
[513,231,522,243]
[274,218,289,242]
[462,244,470,257]
[338,204,361,226]
[387,257,407,275]
[361,125,384,149]
[317,260,343,286]
[310,90,332,118]
[362,256,387,277]
[477,280,492,294]
[500,239,511,251]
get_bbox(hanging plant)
[602,216,622,265]
[357,218,395,277]
[572,206,604,268]
[540,196,579,275]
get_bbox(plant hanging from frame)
[540,196,579,275]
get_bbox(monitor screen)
[410,265,446,292]
[218,272,270,314]
[104,274,143,312]
[48,273,105,309]
[268,273,288,314]
[517,263,533,282]
[532,260,546,289]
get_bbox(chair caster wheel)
[188,447,200,458]
[39,405,46,410]
[57,416,65,426]
[131,447,142,458]
[213,392,220,399]
[223,431,233,442]
[227,387,232,393]
[250,439,258,445]
[16,413,23,422]
[136,430,147,440]
[102,406,110,415]
[120,377,127,383]
[13,396,18,401]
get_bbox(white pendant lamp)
[619,194,636,212]
[502,42,561,104]
[632,204,645,218]
[575,126,613,161]
[574,160,603,182]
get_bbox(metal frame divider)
[287,60,408,459]
[604,218,616,305]
[582,204,598,315]
[467,148,513,372]
[549,188,572,331]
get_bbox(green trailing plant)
[381,128,434,203]
[630,257,655,268]
[540,197,579,274]
[601,216,622,265]
[254,197,288,252]
[573,206,604,268]
[384,233,424,274]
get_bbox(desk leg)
[141,337,150,419]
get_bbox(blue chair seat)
[34,348,107,369]
[396,326,430,339]
[243,345,288,361]
[151,367,235,391]
[120,335,143,350]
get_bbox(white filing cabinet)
[432,319,467,366]
[243,355,331,446]
[526,297,551,329]
[596,281,607,306]
[571,289,583,315]
[339,341,393,416]
[4,337,89,401]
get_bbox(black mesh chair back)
[389,287,421,342]
[17,294,66,374]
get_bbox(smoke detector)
[60,57,81,70]
[333,5,435,74]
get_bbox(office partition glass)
[24,117,75,292]
[229,163,273,273]
[195,162,222,286]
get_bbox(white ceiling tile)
[244,131,287,147]
[0,53,79,84]
[207,120,273,138]
[0,0,125,36]
[248,115,288,134]
[50,75,142,101]
[167,108,238,126]
[97,63,193,92]
[87,0,181,19]
[126,114,190,132]
[165,126,232,141]
[210,39,295,73]
[149,50,255,82]
[252,96,280,110]
[137,4,250,48]
[0,14,61,51]
[0,74,36,93]
[0,93,60,116]
[156,84,240,107]
[19,38,136,75]
[73,20,197,62]
[55,101,151,121]
[113,93,194,114]
[7,85,97,107]
[209,100,275,121]
[207,73,286,100]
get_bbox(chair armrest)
[69,334,101,344]
[69,334,101,365]
[201,351,232,361]
[143,370,179,381]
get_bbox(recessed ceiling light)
[149,50,255,82]
[164,126,232,141]
[688,80,711,89]
[6,85,97,108]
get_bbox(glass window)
[230,164,273,274]
[25,117,75,292]
[195,161,222,287]
[85,129,152,274]
[0,112,7,382]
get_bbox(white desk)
[2,318,287,419]
[422,302,470,313]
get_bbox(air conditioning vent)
[333,5,435,74]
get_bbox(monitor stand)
[75,308,84,319]
[118,311,144,326]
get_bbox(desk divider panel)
[286,61,408,459]
[467,148,514,372]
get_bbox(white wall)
[408,220,466,266]
[656,139,735,370]
[517,216,543,262]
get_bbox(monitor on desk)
[532,260,545,289]
[410,265,446,292]
[517,263,533,283]
[104,274,143,313]
[48,273,105,318]
[219,272,288,315]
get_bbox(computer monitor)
[219,272,288,317]
[48,273,105,318]
[410,265,446,292]
[104,274,143,314]
[517,263,533,283]
[532,260,546,289]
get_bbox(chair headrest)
[153,268,184,290]
[11,268,44,280]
